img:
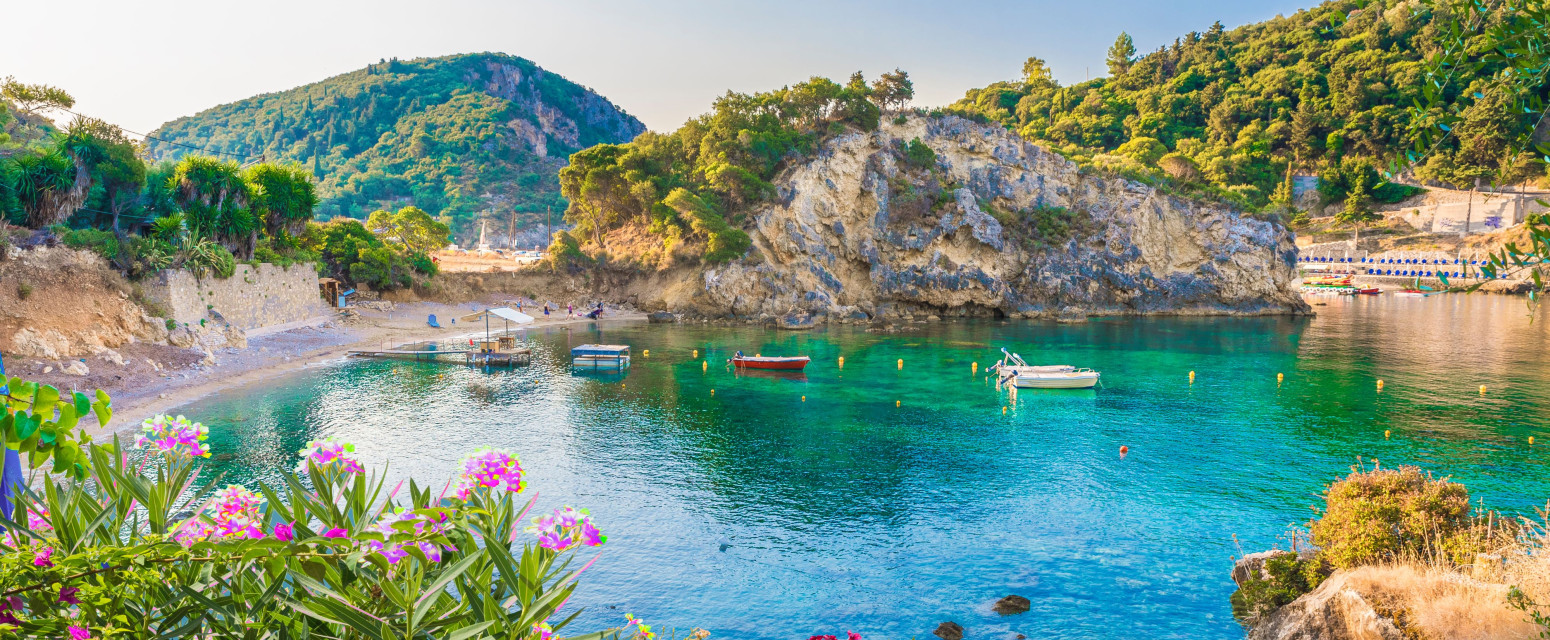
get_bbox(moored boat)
[731,355,810,370]
[1352,286,1381,295]
[1011,368,1101,389]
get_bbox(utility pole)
[509,209,517,250]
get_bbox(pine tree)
[1107,33,1137,76]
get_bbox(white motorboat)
[990,348,1101,389]
[1010,368,1101,389]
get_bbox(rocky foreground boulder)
[654,115,1306,320]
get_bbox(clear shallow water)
[178,294,1550,640]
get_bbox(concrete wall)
[1382,192,1548,233]
[141,263,331,331]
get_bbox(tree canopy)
[948,0,1548,211]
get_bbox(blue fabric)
[0,352,18,522]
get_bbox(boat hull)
[1012,372,1100,389]
[732,356,809,370]
[573,356,630,368]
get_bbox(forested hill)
[949,0,1543,210]
[145,53,644,240]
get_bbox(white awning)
[461,307,535,325]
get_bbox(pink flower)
[32,547,53,567]
[322,528,348,538]
[295,437,365,475]
[58,586,81,605]
[362,509,453,564]
[532,622,554,640]
[526,506,606,552]
[173,486,266,545]
[68,624,90,639]
[273,523,295,541]
[848,632,862,640]
[452,448,526,500]
[134,415,210,458]
[0,596,22,625]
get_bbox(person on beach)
[543,303,551,318]
[567,303,574,318]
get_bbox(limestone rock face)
[665,115,1306,320]
[1248,573,1405,640]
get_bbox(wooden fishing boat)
[731,355,810,370]
[1352,286,1381,295]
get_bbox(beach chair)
[428,314,442,328]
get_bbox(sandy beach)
[9,298,644,440]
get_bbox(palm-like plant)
[169,156,258,258]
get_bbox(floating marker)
[838,356,845,368]
[1377,379,1384,391]
[972,362,978,374]
[1385,430,1391,439]
[896,400,901,407]
[1189,370,1195,384]
[711,389,715,396]
[702,360,708,371]
[693,349,699,358]
[1277,372,1284,385]
[1480,385,1488,395]
[1529,436,1535,446]
[897,359,904,370]
[756,353,761,357]
[802,395,806,402]
[1119,445,1129,459]
[1002,406,1007,414]
[622,383,626,389]
[643,350,649,357]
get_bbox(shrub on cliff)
[1310,465,1481,570]
[1230,553,1330,625]
[300,218,433,289]
[559,71,911,265]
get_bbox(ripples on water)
[184,294,1550,640]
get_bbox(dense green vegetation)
[948,0,1547,213]
[555,70,913,266]
[144,53,644,240]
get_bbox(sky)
[2,0,1314,135]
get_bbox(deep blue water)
[178,293,1550,639]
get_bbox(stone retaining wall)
[141,263,331,331]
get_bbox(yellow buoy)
[1188,370,1195,384]
[802,395,806,402]
[1377,379,1384,391]
[838,356,845,368]
[1480,385,1488,395]
[1277,372,1284,385]
[643,349,649,357]
[896,400,901,407]
[756,353,761,357]
[622,383,626,389]
[897,359,904,370]
[702,360,708,371]
[1002,406,1007,414]
[710,389,715,396]
[693,349,699,358]
[972,362,978,374]
[1529,436,1535,446]
[1384,430,1391,439]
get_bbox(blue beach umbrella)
[1,352,21,521]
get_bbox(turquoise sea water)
[179,294,1550,639]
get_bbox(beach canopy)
[460,307,534,325]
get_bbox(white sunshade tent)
[459,307,535,325]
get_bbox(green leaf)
[73,391,90,417]
[35,384,59,412]
[445,621,498,640]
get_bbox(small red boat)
[1352,286,1381,295]
[731,355,810,370]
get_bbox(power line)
[53,107,261,161]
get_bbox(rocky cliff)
[645,115,1306,322]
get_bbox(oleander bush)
[0,376,636,640]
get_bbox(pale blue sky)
[3,0,1312,134]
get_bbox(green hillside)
[948,0,1544,211]
[144,53,644,240]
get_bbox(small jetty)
[349,341,470,362]
[572,344,631,369]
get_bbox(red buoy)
[1119,445,1129,459]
